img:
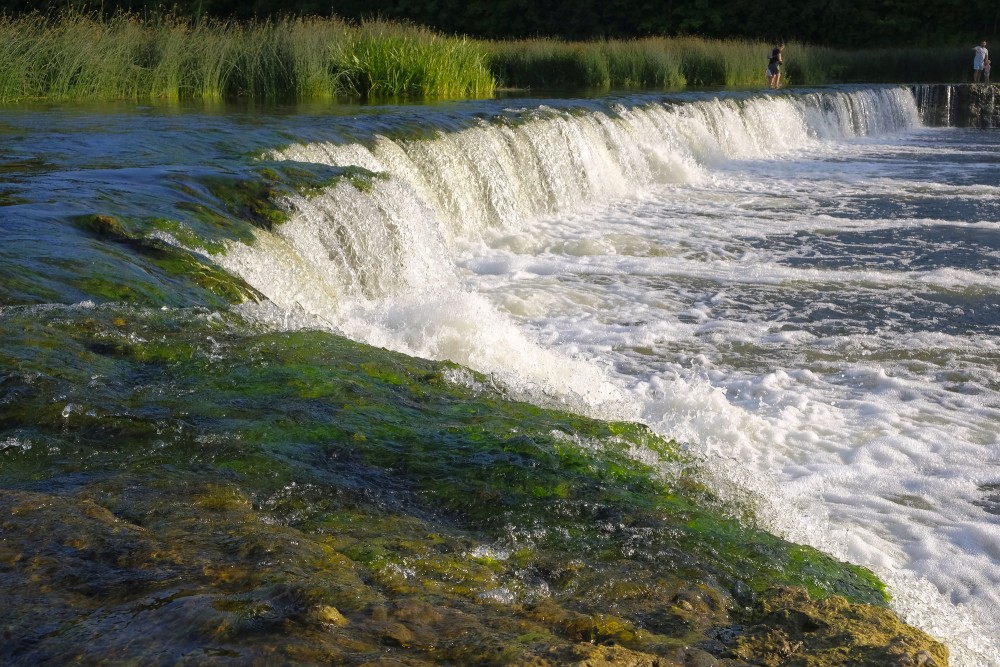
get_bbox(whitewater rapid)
[218,86,1000,666]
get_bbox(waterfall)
[213,86,922,410]
[912,83,955,126]
[224,87,919,303]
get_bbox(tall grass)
[0,12,495,102]
[0,11,977,103]
[601,39,686,89]
[488,38,684,90]
[488,36,972,91]
[331,20,495,99]
[815,47,970,83]
[487,36,803,90]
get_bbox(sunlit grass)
[0,12,495,102]
[331,19,495,99]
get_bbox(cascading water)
[222,87,921,407]
[216,84,1000,666]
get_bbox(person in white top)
[973,40,989,82]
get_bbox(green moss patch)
[73,213,263,306]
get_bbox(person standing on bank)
[983,57,991,83]
[973,40,989,82]
[767,42,785,89]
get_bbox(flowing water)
[2,85,999,664]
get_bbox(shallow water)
[2,85,999,665]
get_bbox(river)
[2,84,998,665]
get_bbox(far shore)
[0,12,978,103]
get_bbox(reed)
[0,15,42,100]
[487,38,685,90]
[671,37,729,87]
[601,39,686,89]
[285,17,351,100]
[331,19,495,99]
[487,38,605,90]
[0,11,495,102]
[487,36,805,90]
[489,36,969,91]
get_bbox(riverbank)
[0,11,972,102]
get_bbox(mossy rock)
[194,162,383,231]
[72,213,263,306]
[5,159,372,310]
[0,305,949,665]
[725,586,948,667]
[930,83,1000,128]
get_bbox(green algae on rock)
[1,158,371,309]
[0,305,948,665]
[77,214,264,306]
[185,162,383,233]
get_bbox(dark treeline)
[3,0,997,48]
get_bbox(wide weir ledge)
[911,83,1000,128]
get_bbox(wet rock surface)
[0,307,949,665]
[912,83,1000,128]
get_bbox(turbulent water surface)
[2,85,999,665]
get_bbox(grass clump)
[332,19,495,99]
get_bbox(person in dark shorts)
[767,42,785,89]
